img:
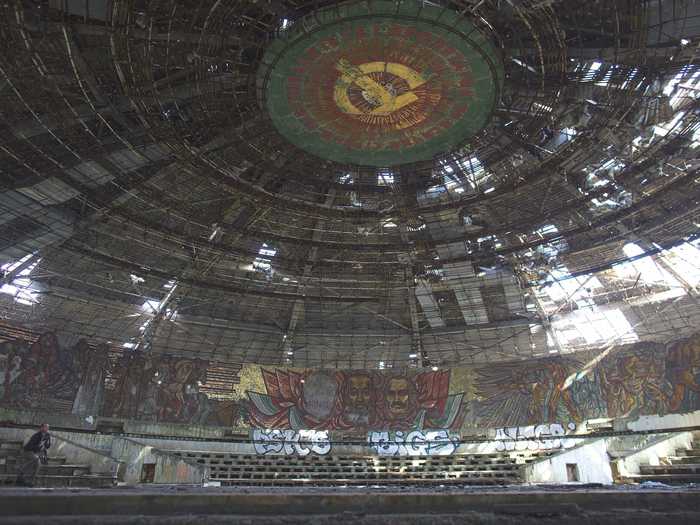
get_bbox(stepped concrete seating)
[171,450,546,486]
[0,439,116,488]
[632,432,700,484]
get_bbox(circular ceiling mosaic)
[258,1,504,167]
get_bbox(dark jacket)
[24,431,51,453]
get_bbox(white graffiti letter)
[425,430,458,456]
[309,430,331,455]
[368,431,399,455]
[253,429,332,456]
[253,429,284,455]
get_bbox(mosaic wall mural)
[241,369,465,431]
[103,352,238,426]
[1,331,699,432]
[472,335,700,428]
[0,332,238,426]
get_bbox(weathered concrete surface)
[2,511,700,525]
[0,427,207,484]
[1,486,699,518]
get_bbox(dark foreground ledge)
[1,486,700,517]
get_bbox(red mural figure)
[474,357,583,428]
[599,350,668,417]
[666,334,700,411]
[533,362,581,424]
[244,369,464,431]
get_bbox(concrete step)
[0,473,116,488]
[674,449,700,457]
[664,456,700,465]
[627,473,700,484]
[0,464,92,476]
[215,476,520,486]
[1,456,68,465]
[640,464,700,475]
[0,442,23,450]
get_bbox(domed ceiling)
[0,0,698,369]
[258,1,503,165]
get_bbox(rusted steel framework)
[0,1,698,368]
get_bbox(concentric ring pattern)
[0,1,698,369]
[258,1,503,165]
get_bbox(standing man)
[16,423,51,487]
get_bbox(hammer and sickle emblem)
[333,59,428,118]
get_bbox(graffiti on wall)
[367,429,459,456]
[493,422,578,452]
[252,429,332,456]
[243,369,465,432]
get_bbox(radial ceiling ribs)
[0,0,698,368]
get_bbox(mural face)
[243,369,465,432]
[1,331,699,432]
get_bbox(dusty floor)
[0,484,698,524]
[3,510,700,525]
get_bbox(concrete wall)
[612,431,694,477]
[0,427,207,485]
[523,439,614,484]
[0,427,118,476]
[110,436,207,484]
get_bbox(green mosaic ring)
[257,0,504,167]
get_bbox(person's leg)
[17,451,39,486]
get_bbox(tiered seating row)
[627,432,700,484]
[172,451,528,486]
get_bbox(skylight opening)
[662,65,694,96]
[338,173,354,184]
[541,259,638,349]
[457,154,487,187]
[594,66,615,87]
[0,253,41,306]
[670,68,700,107]
[1,253,36,273]
[552,306,638,347]
[661,241,700,288]
[654,110,686,138]
[620,68,639,90]
[377,171,395,186]
[253,243,278,273]
[536,224,559,237]
[613,243,684,298]
[142,299,161,312]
